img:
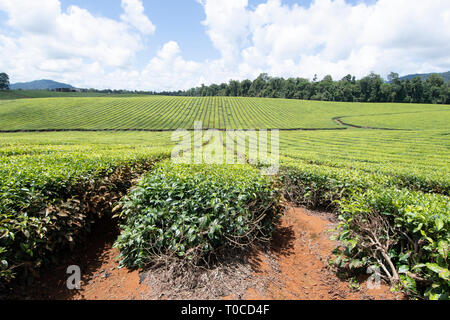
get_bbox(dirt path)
[242,207,401,300]
[332,116,406,131]
[7,207,404,300]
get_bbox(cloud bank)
[0,0,449,91]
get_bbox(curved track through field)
[332,116,408,131]
[0,96,448,132]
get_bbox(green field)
[0,90,123,100]
[279,130,449,189]
[0,96,448,131]
[0,95,449,299]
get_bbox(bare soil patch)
[5,207,405,300]
[4,218,151,300]
[242,207,403,300]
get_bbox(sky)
[0,0,449,91]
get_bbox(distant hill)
[398,71,450,82]
[10,79,74,90]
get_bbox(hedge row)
[114,162,283,268]
[279,160,449,299]
[335,188,449,300]
[280,156,449,197]
[0,150,169,285]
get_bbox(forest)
[159,72,450,104]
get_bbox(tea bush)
[279,160,449,299]
[280,164,383,210]
[280,159,448,211]
[279,129,450,197]
[333,188,449,300]
[0,145,169,285]
[114,162,282,268]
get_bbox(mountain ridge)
[10,79,74,90]
[398,71,450,82]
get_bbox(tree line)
[0,73,9,91]
[2,70,449,104]
[158,72,450,104]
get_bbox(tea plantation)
[0,95,448,299]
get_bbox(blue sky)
[60,0,218,62]
[58,0,378,67]
[0,0,449,90]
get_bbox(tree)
[387,72,399,83]
[267,77,283,98]
[240,80,252,97]
[282,78,296,99]
[294,78,310,100]
[424,74,446,103]
[358,73,383,102]
[411,77,424,103]
[208,84,220,96]
[249,74,269,97]
[341,74,353,83]
[426,74,445,87]
[153,71,445,104]
[228,80,241,97]
[338,74,356,101]
[0,73,10,90]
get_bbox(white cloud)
[141,41,202,90]
[0,0,449,91]
[198,0,250,63]
[0,0,60,34]
[121,0,156,35]
[200,0,450,81]
[0,0,154,87]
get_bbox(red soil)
[8,219,152,300]
[241,207,402,300]
[8,207,404,300]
